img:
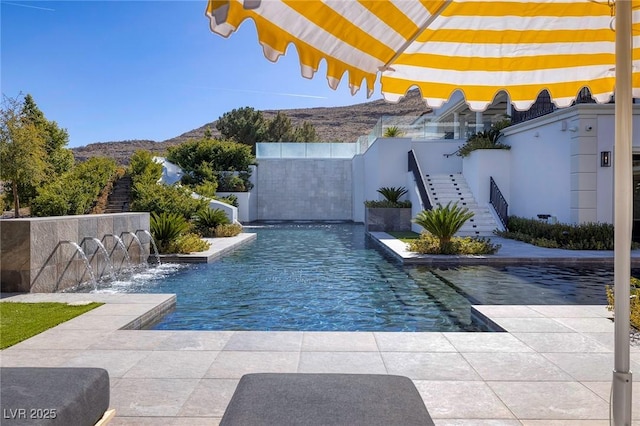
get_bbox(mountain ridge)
[71,90,429,165]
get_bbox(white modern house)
[178,91,640,243]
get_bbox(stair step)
[422,173,501,236]
[104,175,133,214]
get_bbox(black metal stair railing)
[408,150,432,210]
[489,176,508,229]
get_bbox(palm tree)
[413,202,474,251]
[383,126,405,137]
[377,186,408,204]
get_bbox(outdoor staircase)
[105,175,132,213]
[424,173,500,237]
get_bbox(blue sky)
[1,1,376,147]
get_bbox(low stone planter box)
[365,208,412,232]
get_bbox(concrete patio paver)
[204,351,300,379]
[488,381,610,420]
[3,295,637,424]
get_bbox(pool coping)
[369,231,640,266]
[158,233,256,263]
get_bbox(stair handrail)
[408,150,432,210]
[443,147,461,158]
[489,176,508,229]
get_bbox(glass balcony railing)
[256,142,360,159]
[366,116,486,141]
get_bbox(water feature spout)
[122,231,146,265]
[102,234,132,272]
[136,229,161,264]
[57,241,97,291]
[82,237,117,281]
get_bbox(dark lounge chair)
[220,373,435,426]
[0,367,114,426]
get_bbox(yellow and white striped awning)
[206,0,640,111]
[206,3,639,422]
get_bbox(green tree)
[215,107,267,150]
[166,138,255,191]
[0,95,49,217]
[293,121,318,142]
[265,111,295,142]
[21,94,74,174]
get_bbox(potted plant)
[364,186,412,232]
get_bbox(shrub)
[408,233,500,255]
[377,186,408,204]
[128,150,162,186]
[167,233,211,254]
[167,138,255,191]
[218,171,252,192]
[216,194,238,207]
[458,118,511,157]
[31,157,117,216]
[496,216,636,250]
[214,223,243,237]
[193,181,218,198]
[131,182,207,219]
[150,212,190,253]
[413,202,474,250]
[194,208,230,237]
[606,277,640,329]
[364,200,411,208]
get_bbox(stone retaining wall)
[0,213,150,293]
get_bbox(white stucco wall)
[410,140,464,175]
[462,149,511,205]
[361,137,413,203]
[503,117,573,223]
[503,104,640,224]
[216,192,253,223]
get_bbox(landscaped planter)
[365,208,412,232]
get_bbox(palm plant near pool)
[413,202,474,252]
[194,208,229,237]
[377,186,408,204]
[150,211,189,253]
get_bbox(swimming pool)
[96,223,625,332]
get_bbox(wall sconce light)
[560,121,567,131]
[600,151,611,167]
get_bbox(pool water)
[95,223,627,332]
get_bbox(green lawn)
[387,231,420,243]
[0,302,103,349]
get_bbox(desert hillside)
[71,90,429,165]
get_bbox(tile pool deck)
[2,233,640,425]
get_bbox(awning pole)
[612,0,633,425]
